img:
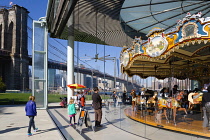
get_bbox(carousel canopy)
[120,13,210,84]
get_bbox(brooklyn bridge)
[0,5,141,92]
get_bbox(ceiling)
[121,0,210,35]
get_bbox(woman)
[25,96,38,136]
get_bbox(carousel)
[120,12,210,138]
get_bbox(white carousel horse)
[188,92,203,110]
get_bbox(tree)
[0,77,6,93]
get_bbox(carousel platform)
[124,107,210,138]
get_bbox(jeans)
[28,116,35,133]
[113,98,117,107]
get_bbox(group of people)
[25,87,103,136]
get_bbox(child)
[68,98,77,126]
[25,96,38,136]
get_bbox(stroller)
[60,97,67,108]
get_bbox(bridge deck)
[124,107,210,138]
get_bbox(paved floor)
[48,101,147,140]
[0,100,209,140]
[0,105,62,140]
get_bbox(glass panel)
[34,80,45,108]
[34,52,45,79]
[33,20,47,109]
[34,22,45,51]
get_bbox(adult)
[92,87,102,127]
[25,96,38,136]
[170,85,179,97]
[202,86,210,129]
[122,91,127,105]
[112,91,118,107]
[160,87,170,98]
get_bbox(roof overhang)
[46,0,142,47]
[46,0,78,38]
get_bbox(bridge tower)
[0,5,29,90]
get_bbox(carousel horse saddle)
[188,92,203,104]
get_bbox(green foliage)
[0,93,66,105]
[0,93,112,105]
[0,77,6,92]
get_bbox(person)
[122,91,127,105]
[80,93,85,110]
[181,90,189,109]
[76,91,85,111]
[202,86,210,129]
[131,90,137,111]
[112,91,118,107]
[92,87,102,127]
[68,98,77,126]
[25,96,38,136]
[160,87,170,98]
[170,85,179,97]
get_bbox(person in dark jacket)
[122,91,127,105]
[25,96,38,136]
[202,86,210,129]
[92,87,102,127]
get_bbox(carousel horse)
[147,92,158,108]
[136,95,147,115]
[157,96,187,125]
[188,92,203,110]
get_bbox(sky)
[0,0,123,77]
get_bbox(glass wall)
[32,21,48,109]
[104,94,209,140]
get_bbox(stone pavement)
[48,100,148,140]
[0,105,62,140]
[0,100,148,140]
[1,99,206,140]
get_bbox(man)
[92,87,102,127]
[122,91,127,105]
[202,86,210,129]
